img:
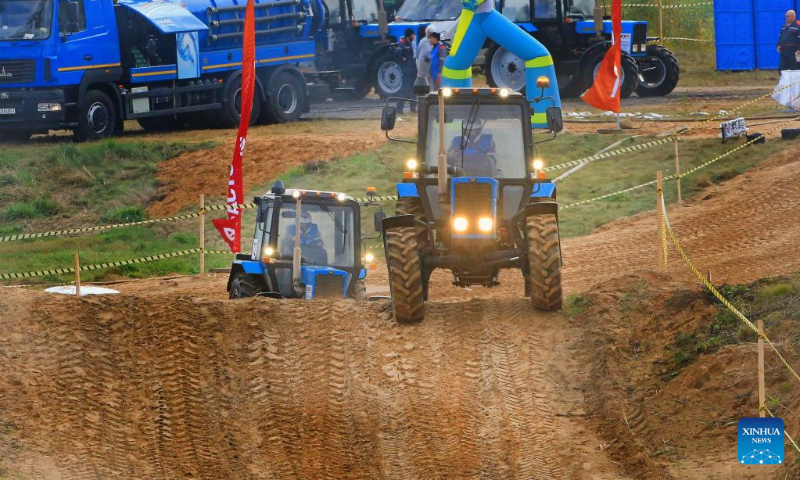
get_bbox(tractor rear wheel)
[229,274,266,299]
[385,226,425,324]
[395,197,428,248]
[526,215,563,311]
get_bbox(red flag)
[581,0,622,113]
[213,0,256,253]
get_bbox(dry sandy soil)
[3,104,800,479]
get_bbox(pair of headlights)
[453,216,493,233]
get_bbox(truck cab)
[228,183,378,300]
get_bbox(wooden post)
[656,171,664,271]
[74,252,81,298]
[758,319,766,417]
[657,0,664,41]
[674,130,682,204]
[199,194,205,276]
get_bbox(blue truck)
[0,0,336,140]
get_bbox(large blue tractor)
[227,182,382,300]
[379,82,564,323]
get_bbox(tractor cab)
[227,182,380,301]
[380,86,564,323]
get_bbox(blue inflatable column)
[441,10,485,88]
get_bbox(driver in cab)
[446,119,498,177]
[283,211,327,264]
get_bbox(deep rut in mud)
[0,291,611,480]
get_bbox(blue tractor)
[379,82,564,323]
[227,182,383,300]
[485,0,680,98]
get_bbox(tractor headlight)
[478,217,493,233]
[442,87,452,97]
[337,192,347,201]
[292,190,301,198]
[406,158,418,171]
[365,253,375,263]
[499,88,509,98]
[453,217,468,232]
[263,246,275,257]
[533,158,544,171]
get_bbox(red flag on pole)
[213,0,256,253]
[581,0,622,113]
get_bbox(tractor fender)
[397,182,420,198]
[513,198,559,225]
[381,214,418,232]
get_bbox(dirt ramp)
[0,291,609,479]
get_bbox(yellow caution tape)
[662,204,800,395]
[765,406,800,454]
[625,2,712,7]
[660,190,668,272]
[654,37,714,42]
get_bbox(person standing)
[396,28,418,114]
[777,10,800,73]
[429,32,448,88]
[416,25,435,81]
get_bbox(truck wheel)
[229,274,266,299]
[374,53,406,99]
[219,78,262,128]
[526,215,562,311]
[585,52,639,99]
[635,45,679,97]
[485,45,526,94]
[74,90,117,141]
[385,226,425,324]
[395,197,428,248]
[261,71,305,123]
[349,278,367,301]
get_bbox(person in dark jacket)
[778,10,800,72]
[396,28,418,114]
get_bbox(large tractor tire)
[526,215,562,311]
[584,52,639,99]
[385,226,425,324]
[395,197,428,248]
[373,52,407,99]
[229,274,266,299]
[635,45,680,97]
[74,90,117,141]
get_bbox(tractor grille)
[0,60,35,84]
[315,274,345,299]
[454,182,493,234]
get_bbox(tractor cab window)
[425,103,528,179]
[501,0,530,23]
[277,202,356,269]
[323,0,343,24]
[395,0,461,22]
[349,0,378,22]
[533,0,556,19]
[0,0,54,40]
[565,0,594,18]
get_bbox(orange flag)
[581,0,622,113]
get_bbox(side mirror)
[381,107,397,131]
[373,211,386,232]
[546,106,563,133]
[413,75,431,95]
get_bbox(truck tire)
[526,214,562,311]
[349,278,367,301]
[219,78,262,128]
[74,90,117,141]
[229,274,266,299]
[374,52,407,99]
[261,71,305,124]
[385,226,425,324]
[485,45,527,95]
[584,52,639,99]
[395,197,428,248]
[635,45,679,97]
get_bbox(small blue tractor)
[379,80,564,323]
[227,181,383,300]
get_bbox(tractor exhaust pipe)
[292,196,303,297]
[594,0,604,38]
[437,88,448,213]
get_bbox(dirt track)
[3,130,800,478]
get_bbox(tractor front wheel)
[526,215,563,311]
[229,274,266,299]
[635,45,680,97]
[584,52,639,99]
[350,278,367,301]
[385,226,425,324]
